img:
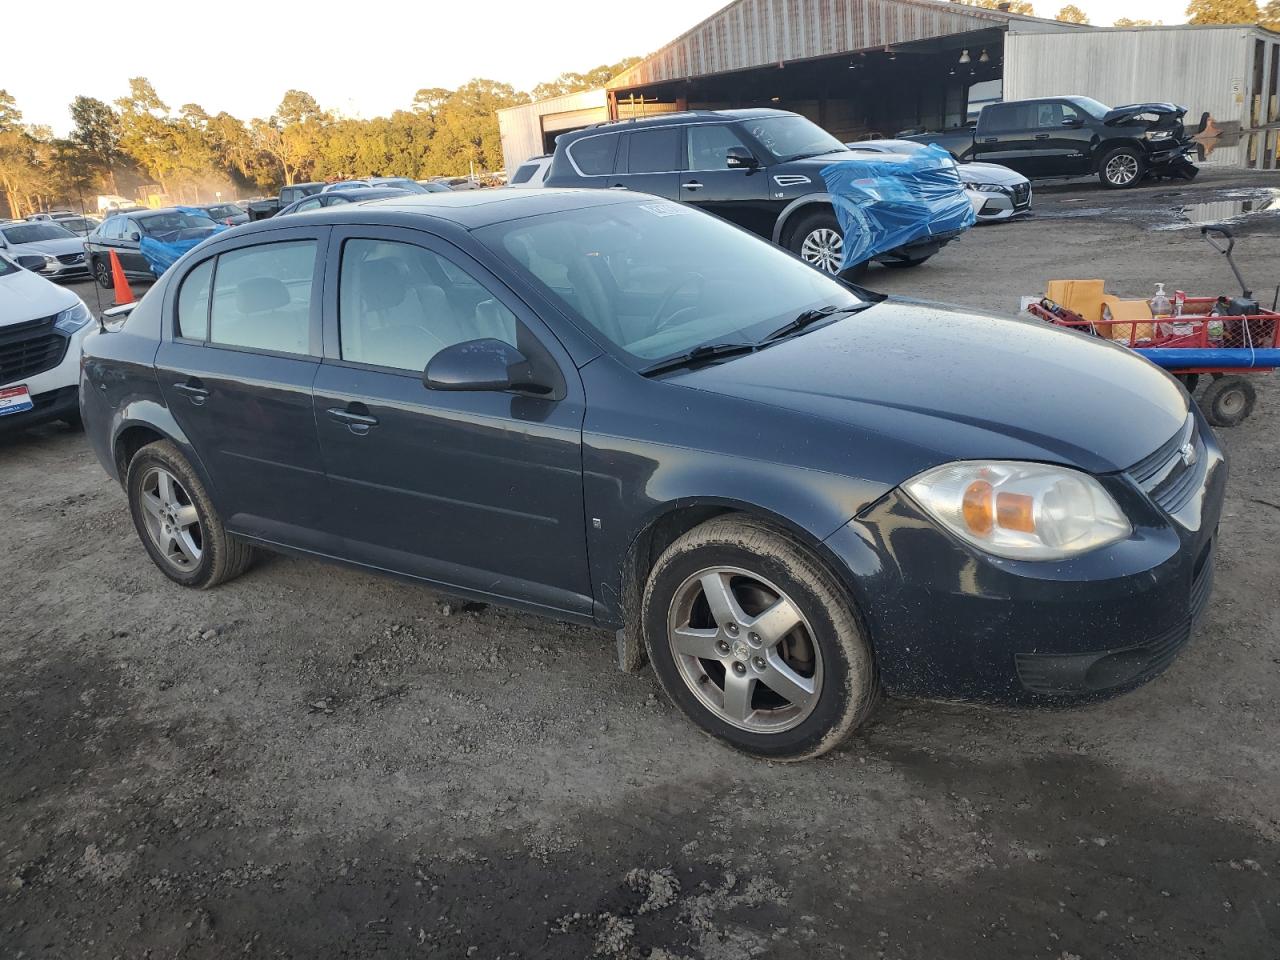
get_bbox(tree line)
[0,58,639,218]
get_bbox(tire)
[60,410,83,430]
[1198,375,1256,427]
[788,211,847,277]
[125,440,254,588]
[1098,146,1145,189]
[641,515,879,761]
[92,257,112,289]
[1174,373,1200,396]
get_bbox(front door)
[679,123,773,236]
[311,227,592,617]
[156,228,332,548]
[1028,100,1093,177]
[121,217,151,275]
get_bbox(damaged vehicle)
[906,96,1197,189]
[84,208,225,286]
[79,190,1223,760]
[543,108,974,276]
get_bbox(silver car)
[0,220,89,280]
[846,139,1032,222]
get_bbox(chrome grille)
[1128,414,1203,516]
[1011,183,1031,206]
[57,252,85,265]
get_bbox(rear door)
[155,225,332,549]
[679,122,771,235]
[972,102,1039,174]
[311,226,592,616]
[611,127,681,199]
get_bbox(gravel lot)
[4,171,1279,959]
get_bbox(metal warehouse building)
[498,0,1280,173]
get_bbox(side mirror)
[1061,117,1082,128]
[128,231,141,242]
[725,146,759,169]
[15,254,46,271]
[424,338,539,393]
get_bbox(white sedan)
[0,251,97,433]
[845,139,1032,222]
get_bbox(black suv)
[544,109,960,275]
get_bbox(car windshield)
[744,115,847,162]
[1068,97,1110,119]
[205,204,240,218]
[138,211,218,234]
[1,222,76,244]
[476,199,866,367]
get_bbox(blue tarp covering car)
[820,145,976,272]
[138,208,228,276]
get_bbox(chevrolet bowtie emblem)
[1179,442,1196,467]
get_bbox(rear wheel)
[1099,146,1145,189]
[641,516,879,760]
[93,257,112,289]
[126,440,255,588]
[1199,375,1256,427]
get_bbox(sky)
[7,0,1193,135]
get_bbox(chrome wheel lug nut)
[732,662,747,676]
[725,623,739,636]
[716,639,730,654]
[752,657,766,672]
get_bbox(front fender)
[771,194,835,245]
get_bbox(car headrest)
[360,258,408,311]
[236,277,290,314]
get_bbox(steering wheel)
[651,273,706,331]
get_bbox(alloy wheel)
[799,228,843,274]
[138,466,203,570]
[666,566,823,733]
[94,260,111,288]
[1105,154,1139,186]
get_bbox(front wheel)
[1099,146,1145,189]
[641,516,879,760]
[788,211,846,276]
[126,440,255,588]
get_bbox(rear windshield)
[0,222,76,244]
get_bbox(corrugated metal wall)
[497,90,608,174]
[1006,27,1280,168]
[608,0,1014,88]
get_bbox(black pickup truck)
[244,182,325,221]
[906,96,1197,189]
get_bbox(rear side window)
[209,241,317,355]
[568,133,619,175]
[511,163,538,184]
[626,128,680,173]
[176,258,214,340]
[102,217,124,239]
[981,103,1034,133]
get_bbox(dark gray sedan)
[78,189,1223,759]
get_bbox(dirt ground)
[3,170,1279,959]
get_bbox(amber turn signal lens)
[962,480,994,536]
[996,492,1036,532]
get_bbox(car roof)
[564,107,794,138]
[234,188,637,237]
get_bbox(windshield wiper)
[762,303,867,343]
[640,342,759,377]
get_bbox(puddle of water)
[1177,189,1280,225]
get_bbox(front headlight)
[54,300,93,334]
[966,183,1009,193]
[1145,130,1173,141]
[903,461,1131,561]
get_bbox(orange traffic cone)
[108,249,135,306]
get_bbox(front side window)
[100,217,123,240]
[626,128,679,173]
[478,200,864,366]
[295,197,323,212]
[568,133,620,175]
[1035,102,1082,128]
[687,124,751,170]
[338,238,519,373]
[742,115,845,162]
[209,240,316,354]
[176,258,214,340]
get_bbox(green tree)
[0,91,42,217]
[70,95,124,194]
[531,57,643,100]
[1262,0,1280,28]
[960,0,1036,15]
[1056,4,1089,22]
[1186,0,1261,23]
[1113,17,1160,24]
[0,90,22,131]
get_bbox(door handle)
[682,180,703,191]
[982,137,999,143]
[1034,133,1051,140]
[173,380,210,405]
[327,406,379,436]
[609,183,628,190]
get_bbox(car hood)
[1103,103,1186,128]
[0,264,79,325]
[670,300,1188,477]
[957,162,1027,186]
[7,236,85,256]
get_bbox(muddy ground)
[3,169,1279,959]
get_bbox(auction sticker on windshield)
[0,385,34,417]
[638,202,695,218]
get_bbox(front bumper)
[0,384,78,433]
[970,185,1032,222]
[822,408,1226,704]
